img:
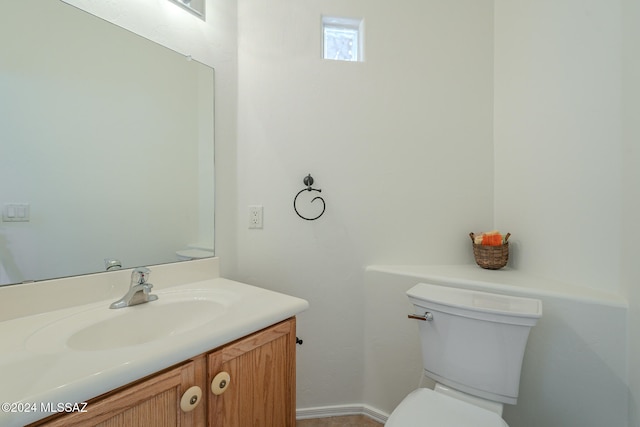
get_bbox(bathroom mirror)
[0,2,214,286]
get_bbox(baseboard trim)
[296,404,389,424]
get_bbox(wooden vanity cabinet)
[208,316,296,426]
[28,357,206,427]
[28,317,296,427]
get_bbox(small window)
[322,16,364,62]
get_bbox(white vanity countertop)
[0,277,309,427]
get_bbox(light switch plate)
[3,203,30,222]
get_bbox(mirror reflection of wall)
[0,1,214,286]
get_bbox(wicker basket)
[469,232,511,270]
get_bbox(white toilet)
[386,283,542,427]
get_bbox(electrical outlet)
[248,205,263,229]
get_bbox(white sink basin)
[26,289,234,353]
[67,300,222,351]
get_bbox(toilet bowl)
[386,283,542,426]
[385,388,507,427]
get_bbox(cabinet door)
[208,318,296,427]
[29,358,206,427]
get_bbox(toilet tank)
[407,283,542,405]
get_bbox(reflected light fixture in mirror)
[168,0,205,20]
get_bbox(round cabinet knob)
[180,386,202,412]
[211,371,231,395]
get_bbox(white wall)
[495,0,640,424]
[622,0,640,423]
[235,0,494,410]
[493,0,623,295]
[235,0,635,422]
[494,1,636,424]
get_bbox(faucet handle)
[131,267,151,285]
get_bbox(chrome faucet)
[109,267,158,309]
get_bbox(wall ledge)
[366,264,627,308]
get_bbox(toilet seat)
[385,388,509,427]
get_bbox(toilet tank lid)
[407,283,542,319]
